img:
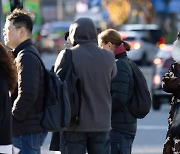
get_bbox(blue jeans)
[12,132,47,154]
[60,131,111,154]
[110,130,134,154]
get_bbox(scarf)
[114,44,126,55]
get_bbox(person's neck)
[14,37,31,49]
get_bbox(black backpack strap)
[125,59,134,95]
[25,45,46,70]
[64,49,73,78]
[55,49,72,80]
[65,49,72,64]
[64,49,81,125]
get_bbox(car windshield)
[49,26,69,37]
[50,26,69,33]
[41,21,71,37]
[119,24,163,44]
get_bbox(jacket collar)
[115,52,127,59]
[13,39,33,58]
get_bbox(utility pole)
[57,0,63,20]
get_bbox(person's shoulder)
[173,62,180,73]
[56,49,66,59]
[16,49,40,67]
[17,49,34,60]
[174,62,180,67]
[101,48,113,54]
[101,48,114,57]
[116,57,130,70]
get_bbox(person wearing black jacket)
[0,42,18,153]
[162,31,180,154]
[98,29,137,154]
[3,9,47,154]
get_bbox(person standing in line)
[162,31,180,154]
[50,17,117,154]
[49,30,73,151]
[3,9,47,154]
[98,29,137,154]
[0,42,19,154]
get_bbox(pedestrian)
[49,30,73,151]
[50,17,117,154]
[0,42,19,154]
[98,29,137,154]
[162,31,180,154]
[3,9,47,154]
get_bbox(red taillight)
[130,42,141,50]
[157,37,166,47]
[153,58,162,65]
[153,74,161,85]
[159,37,165,44]
[121,34,127,40]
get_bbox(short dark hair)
[7,9,33,34]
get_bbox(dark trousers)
[110,130,134,154]
[60,131,111,154]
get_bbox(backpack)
[128,60,152,119]
[56,49,81,125]
[26,46,71,132]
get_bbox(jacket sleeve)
[162,63,180,94]
[54,49,67,80]
[12,52,40,121]
[111,60,130,113]
[54,49,72,81]
[0,89,4,124]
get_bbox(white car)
[119,31,159,65]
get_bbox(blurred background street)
[1,0,180,47]
[0,0,179,153]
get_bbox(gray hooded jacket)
[54,18,117,132]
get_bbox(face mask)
[172,39,180,64]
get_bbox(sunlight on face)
[3,20,20,49]
[98,38,107,49]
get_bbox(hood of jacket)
[69,18,97,46]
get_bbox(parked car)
[151,44,174,110]
[119,31,159,65]
[39,21,72,53]
[119,24,165,46]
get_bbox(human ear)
[107,42,112,49]
[18,27,25,38]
